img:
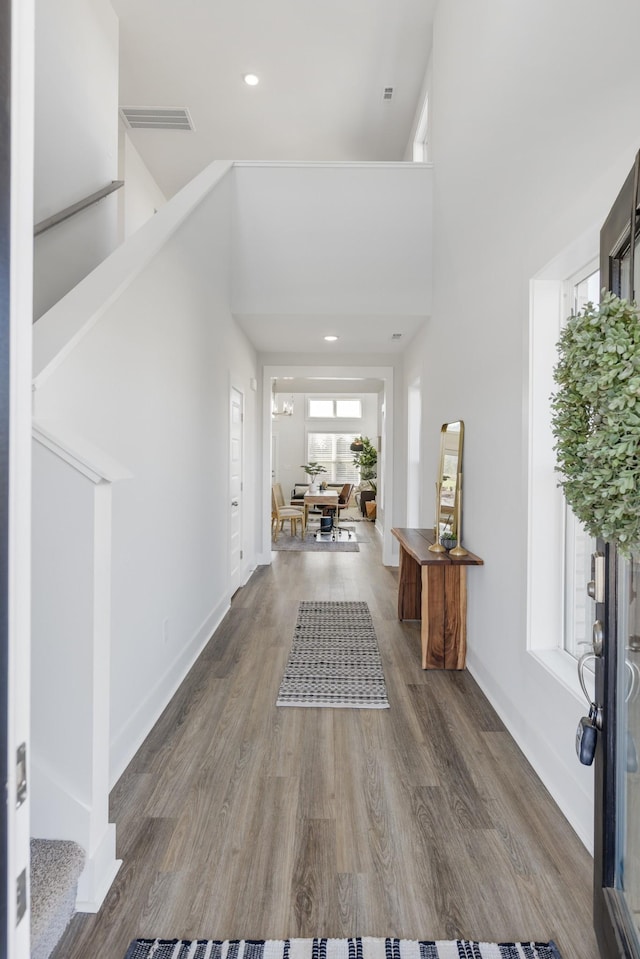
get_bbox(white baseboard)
[466,651,593,853]
[109,594,230,786]
[75,824,121,912]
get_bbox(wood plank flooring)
[53,523,599,959]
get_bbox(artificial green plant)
[551,290,640,555]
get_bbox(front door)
[594,151,640,958]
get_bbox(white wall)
[118,124,167,240]
[418,0,640,849]
[272,392,379,497]
[232,163,432,320]
[33,0,119,319]
[33,169,258,786]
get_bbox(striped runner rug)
[276,601,389,709]
[125,938,562,959]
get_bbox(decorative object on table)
[551,291,640,556]
[272,530,358,551]
[449,472,468,557]
[439,515,457,550]
[125,937,562,959]
[276,601,389,708]
[428,480,446,553]
[300,461,328,493]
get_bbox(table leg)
[444,565,467,669]
[420,564,467,669]
[398,546,421,620]
[421,565,445,668]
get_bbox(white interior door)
[229,387,243,596]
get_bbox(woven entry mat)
[125,937,563,959]
[276,601,389,709]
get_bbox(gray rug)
[272,529,359,552]
[125,937,562,959]
[276,601,389,709]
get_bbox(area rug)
[272,530,359,552]
[276,601,389,709]
[125,937,562,959]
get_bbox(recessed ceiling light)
[324,335,339,342]
[244,74,259,86]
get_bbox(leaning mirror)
[429,420,466,555]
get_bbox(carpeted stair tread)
[31,838,85,959]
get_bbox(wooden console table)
[391,528,483,670]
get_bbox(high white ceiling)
[111,0,435,198]
[111,0,434,358]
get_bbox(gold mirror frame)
[428,420,467,556]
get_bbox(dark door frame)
[0,0,10,954]
[595,151,640,959]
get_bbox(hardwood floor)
[53,523,599,959]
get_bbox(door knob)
[231,499,239,507]
[592,620,604,657]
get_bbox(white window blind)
[308,433,359,483]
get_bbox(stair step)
[30,838,85,959]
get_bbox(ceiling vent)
[383,87,394,101]
[120,107,194,131]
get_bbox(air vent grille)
[392,332,402,340]
[120,107,194,131]
[383,87,394,100]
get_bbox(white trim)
[412,94,429,163]
[468,654,594,852]
[9,0,34,953]
[33,160,234,386]
[233,160,433,170]
[109,595,230,786]
[262,365,395,565]
[32,419,132,484]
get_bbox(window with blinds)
[307,433,360,483]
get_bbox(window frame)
[306,396,363,420]
[560,259,599,660]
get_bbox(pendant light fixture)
[271,379,294,417]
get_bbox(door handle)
[592,620,604,657]
[577,620,605,658]
[577,653,603,730]
[231,500,239,507]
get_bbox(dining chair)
[320,483,355,539]
[271,483,306,541]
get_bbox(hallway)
[53,523,599,959]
